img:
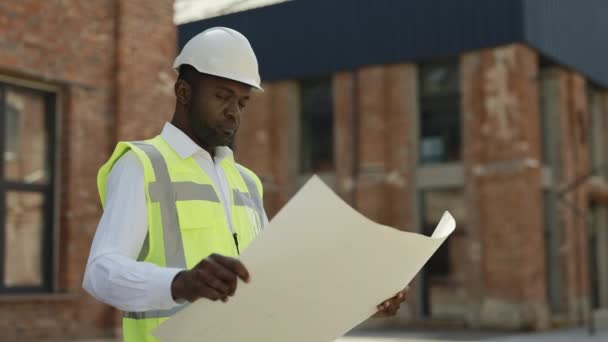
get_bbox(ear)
[175,79,192,106]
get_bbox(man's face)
[187,75,251,148]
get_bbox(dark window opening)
[299,78,334,174]
[0,83,56,294]
[419,60,461,164]
[420,188,468,320]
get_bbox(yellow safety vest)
[97,135,264,341]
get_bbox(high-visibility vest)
[97,135,264,341]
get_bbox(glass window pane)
[421,189,468,319]
[539,68,560,167]
[299,78,334,174]
[4,87,50,184]
[419,61,461,165]
[420,107,461,164]
[420,63,459,97]
[588,84,605,169]
[4,192,45,287]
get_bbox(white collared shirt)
[83,123,268,312]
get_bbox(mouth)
[219,126,236,137]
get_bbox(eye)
[238,100,248,109]
[215,92,229,101]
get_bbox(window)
[418,60,461,164]
[539,67,560,167]
[413,60,466,320]
[538,66,563,312]
[0,82,56,293]
[298,78,334,174]
[587,83,608,310]
[588,83,605,171]
[419,188,468,319]
[4,104,18,161]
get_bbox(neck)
[170,115,215,158]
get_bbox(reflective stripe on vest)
[123,143,264,320]
[235,164,265,233]
[124,302,187,320]
[132,142,188,269]
[125,142,217,320]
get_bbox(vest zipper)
[233,233,240,255]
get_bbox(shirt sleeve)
[82,150,184,312]
[262,208,269,230]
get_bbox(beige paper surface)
[154,176,455,342]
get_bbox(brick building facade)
[1,0,608,340]
[0,0,176,340]
[184,0,608,332]
[234,45,608,330]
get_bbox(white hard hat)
[173,27,263,91]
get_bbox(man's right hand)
[171,253,250,303]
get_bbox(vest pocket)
[175,200,235,267]
[175,200,219,229]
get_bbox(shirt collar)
[160,122,234,162]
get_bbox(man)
[83,27,408,341]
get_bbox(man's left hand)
[373,286,410,318]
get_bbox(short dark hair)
[177,64,201,89]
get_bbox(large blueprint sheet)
[154,176,455,342]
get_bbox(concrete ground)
[70,327,608,342]
[338,327,608,342]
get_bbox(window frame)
[0,76,60,294]
[538,67,563,312]
[587,83,608,310]
[296,77,336,189]
[412,59,466,320]
[418,60,462,165]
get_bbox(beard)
[187,107,235,148]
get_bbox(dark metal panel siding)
[524,0,608,87]
[178,0,525,81]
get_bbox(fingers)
[377,299,396,311]
[195,259,239,299]
[372,287,410,318]
[385,302,399,316]
[211,254,250,283]
[197,268,230,298]
[197,283,224,302]
[391,286,410,305]
[377,299,399,316]
[376,292,407,317]
[397,287,410,302]
[180,276,225,303]
[205,258,239,295]
[377,300,389,313]
[184,254,250,303]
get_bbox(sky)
[174,0,290,24]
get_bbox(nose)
[225,99,241,119]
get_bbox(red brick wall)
[234,81,299,218]
[233,43,600,331]
[115,0,176,141]
[462,44,549,329]
[332,64,416,231]
[602,91,608,167]
[384,64,416,234]
[334,64,476,325]
[333,71,357,203]
[552,68,591,321]
[355,66,391,225]
[271,81,300,207]
[234,82,276,186]
[0,0,175,339]
[1,1,598,335]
